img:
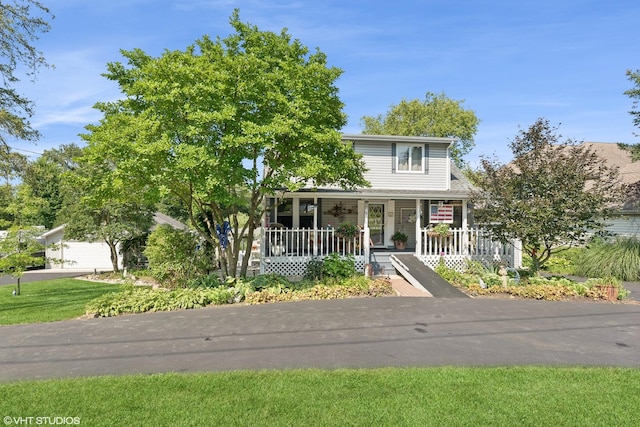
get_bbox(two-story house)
[260,134,518,277]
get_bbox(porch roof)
[342,133,455,146]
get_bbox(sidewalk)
[388,274,431,297]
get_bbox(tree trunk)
[106,240,120,272]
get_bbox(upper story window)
[396,143,424,173]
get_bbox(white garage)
[41,225,122,271]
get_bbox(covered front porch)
[259,195,520,276]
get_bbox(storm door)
[369,204,385,246]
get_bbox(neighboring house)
[41,212,188,271]
[260,134,519,276]
[582,142,640,236]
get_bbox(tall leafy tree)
[0,226,44,295]
[21,143,83,228]
[0,184,48,293]
[60,201,155,273]
[82,11,368,278]
[361,92,479,167]
[0,0,53,146]
[59,149,155,273]
[471,118,623,273]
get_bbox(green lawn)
[0,278,121,325]
[0,367,638,426]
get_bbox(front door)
[369,203,385,246]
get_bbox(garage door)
[62,241,117,271]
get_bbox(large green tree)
[21,143,83,228]
[81,11,368,278]
[0,0,52,146]
[361,92,479,167]
[59,147,155,273]
[471,118,623,273]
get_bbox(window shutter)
[424,144,429,174]
[391,143,396,173]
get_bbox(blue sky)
[9,0,640,164]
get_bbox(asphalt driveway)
[0,270,95,287]
[1,297,638,382]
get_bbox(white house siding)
[356,141,449,190]
[320,198,359,228]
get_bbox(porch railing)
[263,227,364,258]
[258,226,520,275]
[419,227,520,270]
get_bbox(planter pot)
[394,241,406,250]
[427,231,452,238]
[597,285,619,301]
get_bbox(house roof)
[581,142,640,186]
[342,133,455,146]
[152,212,188,230]
[580,142,640,212]
[40,212,188,239]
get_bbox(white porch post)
[292,198,300,228]
[415,198,422,257]
[462,199,469,256]
[363,201,370,270]
[260,197,268,274]
[313,196,318,256]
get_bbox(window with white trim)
[397,144,424,172]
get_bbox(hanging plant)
[336,223,359,238]
[428,223,451,237]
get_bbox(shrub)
[85,285,235,317]
[248,273,291,291]
[244,276,393,304]
[321,253,356,279]
[574,237,640,281]
[187,273,223,289]
[304,258,325,281]
[144,225,211,288]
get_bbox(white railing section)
[263,227,364,258]
[419,227,519,269]
[257,226,519,275]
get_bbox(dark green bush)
[321,253,356,279]
[144,225,211,288]
[248,273,292,290]
[304,258,325,281]
[187,273,224,289]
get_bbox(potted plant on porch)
[391,230,408,250]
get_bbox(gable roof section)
[582,142,640,186]
[581,142,640,212]
[40,212,188,239]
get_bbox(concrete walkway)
[1,297,638,382]
[389,274,431,297]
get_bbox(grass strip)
[0,279,121,325]
[0,367,638,426]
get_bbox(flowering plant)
[336,223,359,238]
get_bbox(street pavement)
[0,270,95,287]
[1,297,638,382]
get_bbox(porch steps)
[369,250,409,276]
[390,254,469,298]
